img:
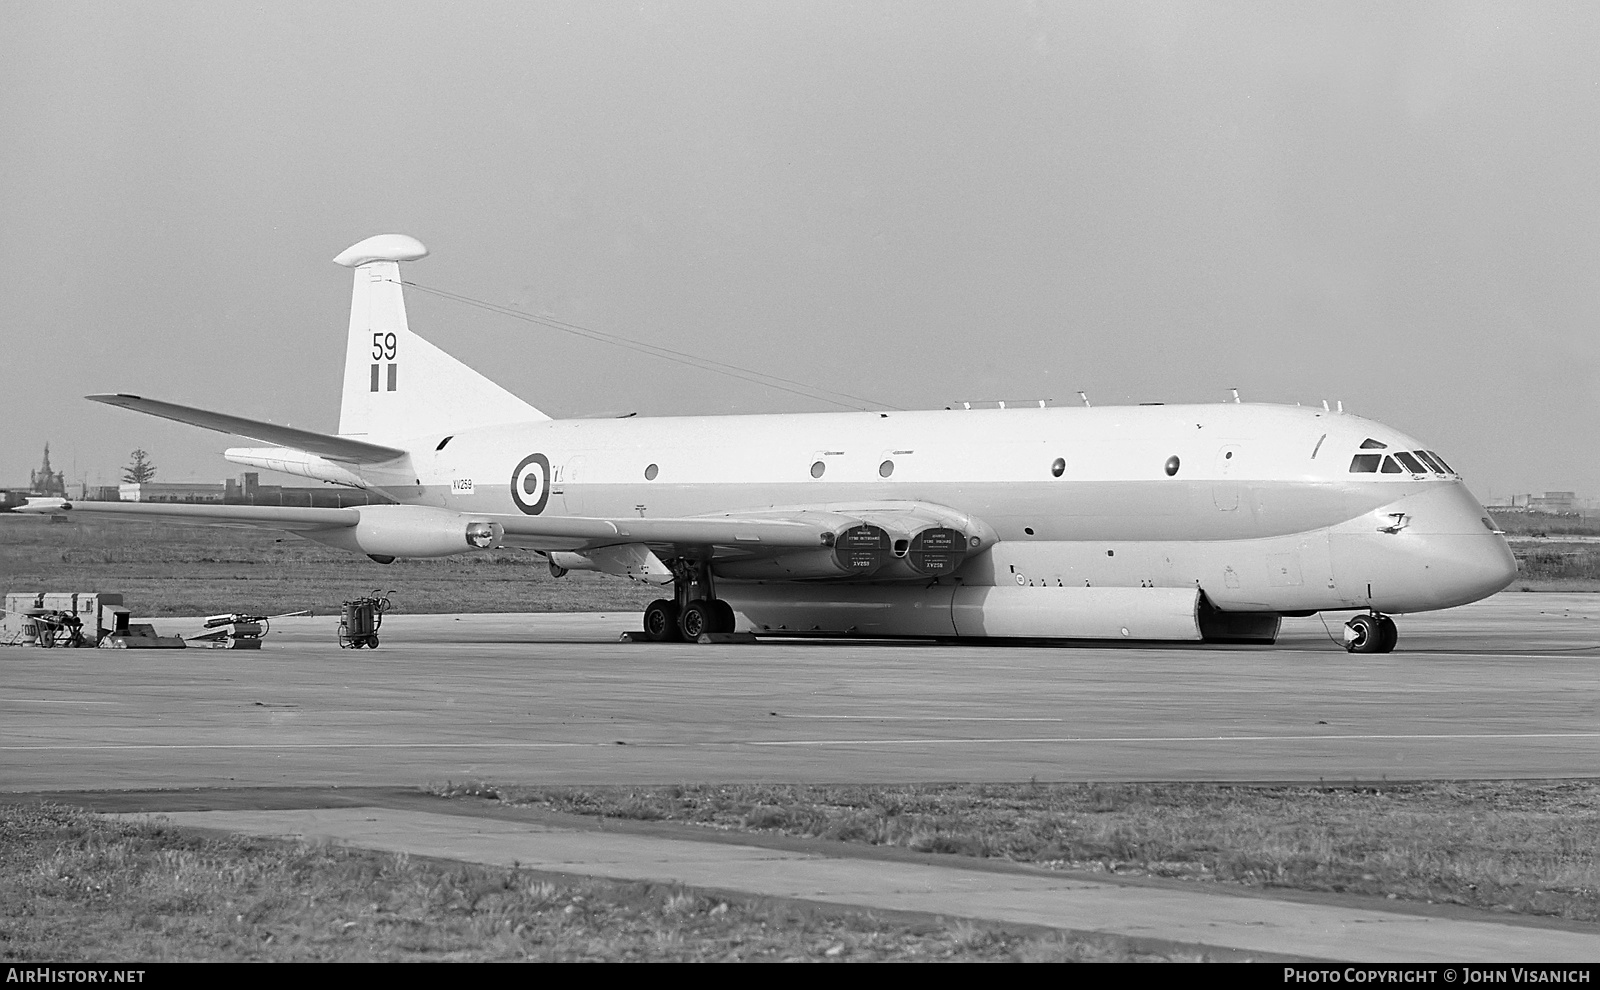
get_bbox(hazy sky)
[3,1,1596,502]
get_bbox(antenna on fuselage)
[1322,400,1330,412]
[1077,391,1090,407]
[1337,400,1344,414]
[1231,388,1241,404]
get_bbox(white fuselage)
[348,402,1515,618]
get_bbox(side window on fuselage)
[1349,454,1381,473]
[1380,456,1402,474]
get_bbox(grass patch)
[0,516,654,616]
[1511,544,1600,585]
[1493,515,1600,538]
[0,804,1181,962]
[436,780,1600,922]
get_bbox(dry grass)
[0,516,655,616]
[1493,515,1600,538]
[1511,544,1600,588]
[0,804,1185,962]
[437,780,1600,923]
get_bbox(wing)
[12,499,840,554]
[86,394,406,463]
[14,498,360,531]
[16,498,995,582]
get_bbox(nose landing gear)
[1344,612,1398,654]
[641,557,738,642]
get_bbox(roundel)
[510,453,551,515]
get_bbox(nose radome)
[1428,533,1519,607]
[1331,482,1519,612]
[1394,483,1517,607]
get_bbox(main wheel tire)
[643,600,681,642]
[679,599,714,641]
[712,599,736,635]
[1377,616,1398,654]
[1345,613,1380,654]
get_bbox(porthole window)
[879,459,894,478]
[1024,527,1035,536]
[810,460,826,479]
[644,463,658,480]
[1051,457,1065,478]
[1165,455,1180,477]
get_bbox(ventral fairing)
[23,235,1517,652]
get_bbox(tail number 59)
[372,332,398,360]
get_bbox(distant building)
[1486,492,1583,515]
[1530,492,1578,514]
[113,472,385,508]
[119,482,226,503]
[30,444,66,497]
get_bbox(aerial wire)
[403,280,897,412]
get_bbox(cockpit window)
[1359,438,1388,450]
[1394,451,1427,474]
[1427,450,1456,474]
[1414,450,1446,474]
[1349,454,1382,473]
[1380,455,1403,473]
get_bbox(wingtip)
[16,498,70,514]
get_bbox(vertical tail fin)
[334,234,548,443]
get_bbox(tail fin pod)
[334,234,548,443]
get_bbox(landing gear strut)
[1344,612,1398,654]
[641,557,736,642]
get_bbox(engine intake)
[907,527,966,575]
[832,524,890,575]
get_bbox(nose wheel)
[1344,613,1398,654]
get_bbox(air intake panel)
[714,503,997,583]
[907,527,966,575]
[713,524,891,581]
[832,524,891,574]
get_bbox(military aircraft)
[22,234,1517,652]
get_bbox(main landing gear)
[642,557,737,642]
[1344,612,1398,654]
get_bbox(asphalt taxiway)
[3,593,1597,789]
[3,592,1598,960]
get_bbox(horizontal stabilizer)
[87,394,408,463]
